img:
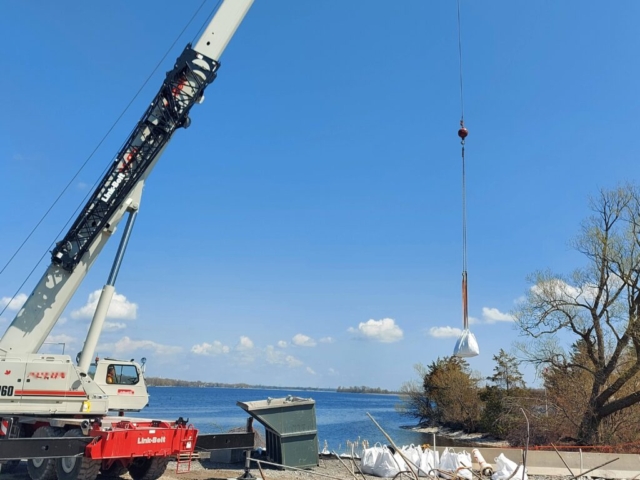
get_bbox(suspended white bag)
[453,328,479,358]
[454,272,479,358]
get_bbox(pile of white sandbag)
[359,444,527,479]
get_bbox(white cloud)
[482,307,514,323]
[225,337,257,366]
[319,336,334,344]
[0,293,28,312]
[306,367,316,375]
[284,355,303,367]
[98,336,181,355]
[468,316,479,325]
[292,334,316,347]
[236,336,254,351]
[45,333,76,344]
[265,346,303,367]
[103,321,126,332]
[71,290,137,320]
[191,341,230,356]
[348,318,403,343]
[277,340,287,348]
[531,279,600,304]
[428,326,463,338]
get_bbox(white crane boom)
[0,0,254,362]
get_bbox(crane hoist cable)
[457,0,469,332]
[454,0,479,357]
[459,125,468,331]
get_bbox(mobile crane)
[0,1,253,480]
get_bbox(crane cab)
[89,359,149,412]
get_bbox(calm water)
[142,387,462,455]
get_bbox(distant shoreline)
[146,381,399,394]
[406,425,509,447]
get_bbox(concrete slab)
[428,446,640,479]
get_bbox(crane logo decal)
[137,436,166,445]
[28,371,66,380]
[101,172,127,203]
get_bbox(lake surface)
[142,386,463,455]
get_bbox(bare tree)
[397,363,432,424]
[514,184,640,444]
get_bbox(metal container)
[237,396,318,469]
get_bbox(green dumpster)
[237,395,318,469]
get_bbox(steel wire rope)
[457,0,465,129]
[0,0,210,319]
[457,0,470,331]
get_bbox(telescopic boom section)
[53,0,254,271]
[52,51,215,271]
[0,0,253,356]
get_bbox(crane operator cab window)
[106,365,116,384]
[106,364,140,385]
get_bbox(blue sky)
[1,1,638,391]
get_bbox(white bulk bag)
[491,453,528,480]
[375,445,405,478]
[361,444,406,477]
[361,443,384,475]
[400,444,422,470]
[418,449,439,476]
[439,448,472,480]
[453,328,480,358]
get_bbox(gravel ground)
[169,454,379,480]
[1,456,384,480]
[167,457,581,480]
[0,457,592,480]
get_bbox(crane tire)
[55,429,100,480]
[1,459,21,474]
[127,456,170,480]
[27,426,64,480]
[100,461,128,478]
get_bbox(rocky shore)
[410,425,509,448]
